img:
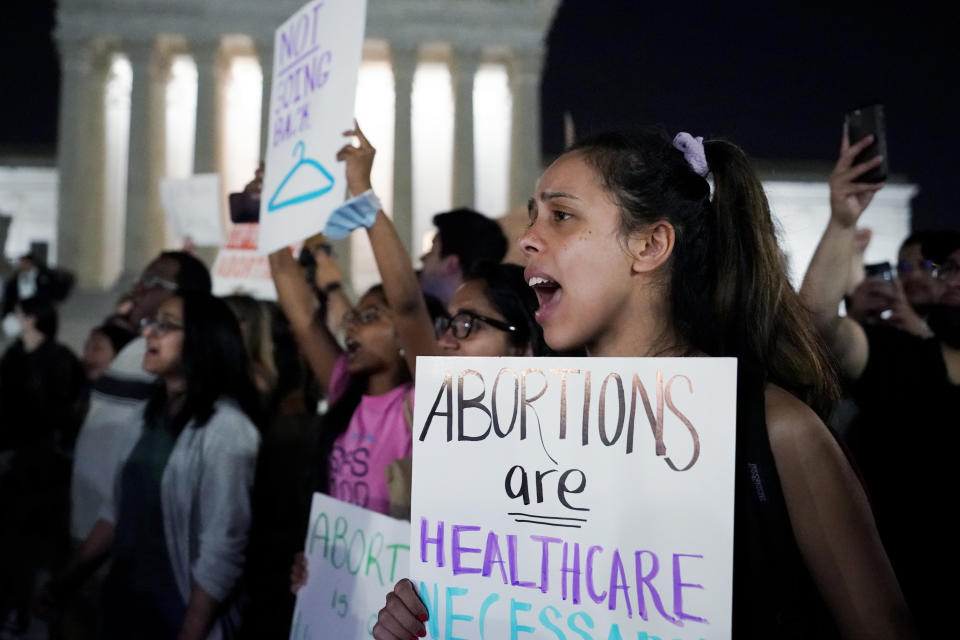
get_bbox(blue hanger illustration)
[267,140,335,212]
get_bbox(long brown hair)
[570,130,838,419]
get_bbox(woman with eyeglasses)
[333,125,551,362]
[269,247,418,519]
[41,292,261,640]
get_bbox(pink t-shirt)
[327,356,413,516]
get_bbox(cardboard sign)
[410,357,738,640]
[290,493,411,640]
[259,0,368,254]
[211,224,277,300]
[159,174,225,247]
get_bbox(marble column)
[451,47,479,209]
[257,38,274,158]
[55,39,112,289]
[391,43,418,254]
[123,40,170,275]
[509,48,543,210]
[192,39,224,175]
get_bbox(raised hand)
[313,247,343,290]
[372,579,429,640]
[336,120,375,197]
[829,129,885,229]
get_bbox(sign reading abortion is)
[259,0,367,254]
[410,357,738,640]
[291,493,410,640]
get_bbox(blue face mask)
[927,304,960,349]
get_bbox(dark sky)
[542,1,960,230]
[2,1,958,229]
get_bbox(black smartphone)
[228,192,261,224]
[864,261,894,284]
[844,104,888,183]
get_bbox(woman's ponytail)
[704,140,838,418]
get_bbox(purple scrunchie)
[672,132,708,177]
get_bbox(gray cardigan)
[99,398,260,639]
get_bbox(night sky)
[2,1,958,229]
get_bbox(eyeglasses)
[341,305,387,327]
[436,311,516,340]
[136,276,177,292]
[933,260,960,281]
[897,259,937,275]
[140,316,184,336]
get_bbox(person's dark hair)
[18,296,57,338]
[900,230,938,254]
[921,230,960,265]
[466,262,553,356]
[160,250,212,294]
[145,291,260,430]
[433,208,508,275]
[569,129,838,418]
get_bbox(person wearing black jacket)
[0,296,87,636]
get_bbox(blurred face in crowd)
[519,152,642,353]
[419,234,458,300]
[82,329,116,381]
[129,257,180,327]
[938,249,960,308]
[437,279,521,357]
[341,290,402,377]
[898,242,942,307]
[142,296,185,377]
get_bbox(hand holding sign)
[373,579,429,640]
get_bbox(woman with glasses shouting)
[40,292,261,639]
[285,125,553,596]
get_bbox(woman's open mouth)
[344,336,362,359]
[527,273,562,323]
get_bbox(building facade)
[55,0,557,289]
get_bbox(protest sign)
[290,493,411,640]
[410,357,738,640]
[211,223,276,300]
[259,0,367,254]
[159,174,225,247]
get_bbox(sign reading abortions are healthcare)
[290,493,410,640]
[410,357,738,640]
[259,0,367,254]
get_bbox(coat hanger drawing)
[267,140,335,212]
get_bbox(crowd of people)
[0,122,955,639]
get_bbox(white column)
[55,39,112,289]
[192,39,224,175]
[391,43,418,254]
[257,38,274,159]
[509,48,543,210]
[451,47,479,209]
[124,40,170,275]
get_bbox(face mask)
[926,304,960,349]
[2,313,21,339]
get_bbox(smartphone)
[228,192,260,224]
[844,104,888,183]
[863,261,895,321]
[864,261,894,284]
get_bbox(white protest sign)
[159,174,225,247]
[291,493,411,640]
[211,224,277,300]
[410,357,738,640]
[259,0,367,254]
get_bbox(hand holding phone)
[844,104,888,183]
